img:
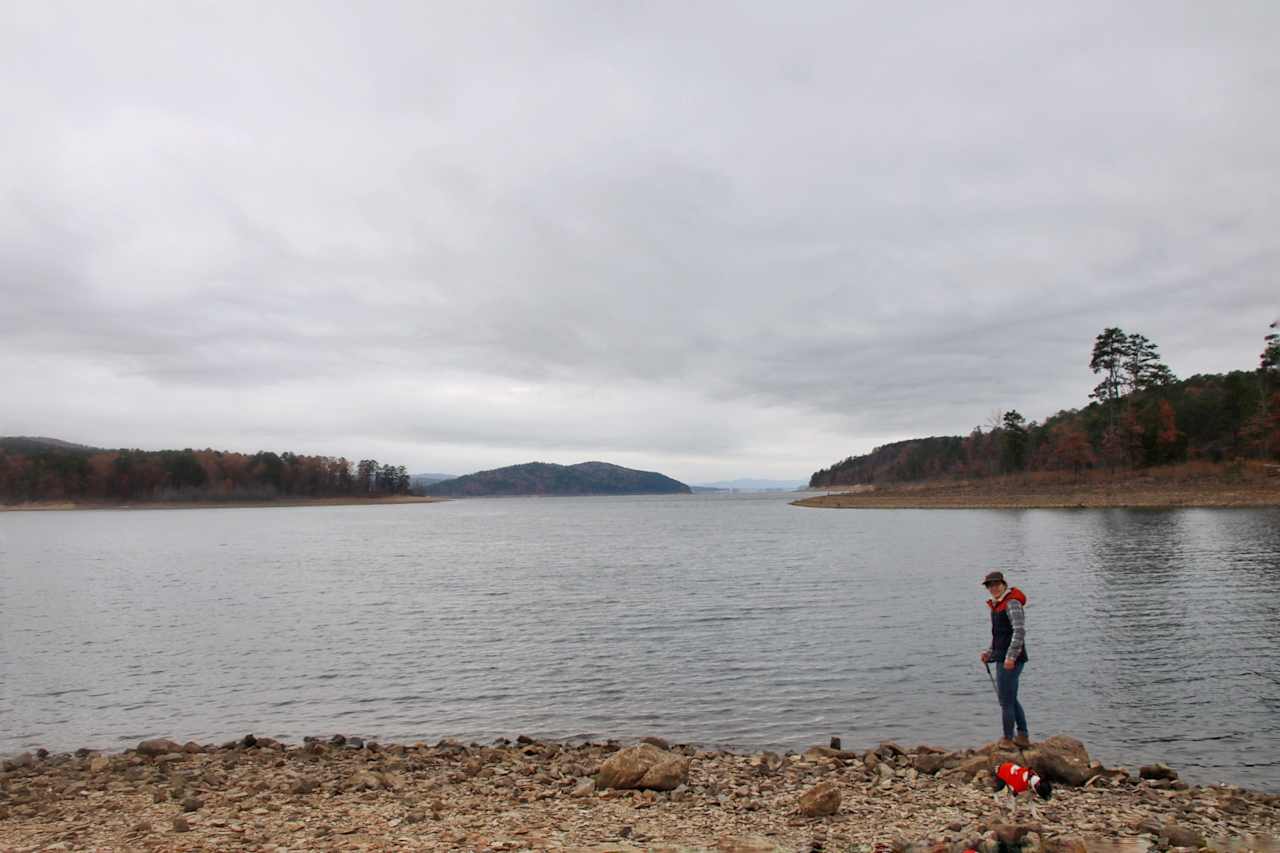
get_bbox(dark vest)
[990,594,1029,664]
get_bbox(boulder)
[1139,762,1178,781]
[1029,736,1098,787]
[639,736,670,750]
[1160,822,1204,848]
[88,755,111,774]
[797,781,841,817]
[913,753,948,774]
[595,744,689,791]
[137,739,182,757]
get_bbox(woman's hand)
[1003,659,1016,671]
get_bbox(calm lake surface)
[2,494,1277,790]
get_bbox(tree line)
[811,321,1280,487]
[0,445,413,504]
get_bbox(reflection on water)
[1,496,1277,791]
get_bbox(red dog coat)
[996,761,1042,794]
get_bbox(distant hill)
[695,478,807,491]
[424,461,691,497]
[409,472,458,490]
[0,436,103,455]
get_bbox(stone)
[875,741,906,759]
[1042,836,1088,853]
[1030,736,1098,787]
[595,744,689,791]
[1140,762,1178,781]
[348,770,384,790]
[797,781,841,817]
[640,736,670,750]
[172,816,191,833]
[290,778,319,795]
[914,753,948,774]
[182,741,203,754]
[829,736,841,750]
[88,755,111,773]
[240,734,258,748]
[570,779,595,798]
[347,736,366,749]
[993,822,1041,844]
[181,797,203,813]
[136,739,182,757]
[1160,822,1204,848]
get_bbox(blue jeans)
[995,659,1028,739]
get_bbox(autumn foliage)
[0,443,411,505]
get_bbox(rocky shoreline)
[2,734,1278,851]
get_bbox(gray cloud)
[3,2,1278,481]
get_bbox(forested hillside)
[425,461,691,496]
[812,324,1280,488]
[0,437,411,503]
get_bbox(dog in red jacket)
[992,760,1053,820]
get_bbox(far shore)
[794,464,1280,510]
[0,495,447,513]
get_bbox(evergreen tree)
[1089,327,1128,406]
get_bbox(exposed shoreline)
[793,469,1280,510]
[1,734,1276,850]
[0,495,448,513]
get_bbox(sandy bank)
[0,495,447,513]
[2,734,1277,851]
[793,468,1280,510]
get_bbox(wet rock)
[1140,762,1178,781]
[640,736,670,750]
[136,739,181,757]
[2,753,35,771]
[329,734,347,746]
[797,781,840,817]
[829,736,841,751]
[347,736,366,749]
[240,734,258,748]
[181,741,202,753]
[595,744,690,791]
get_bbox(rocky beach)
[2,734,1277,852]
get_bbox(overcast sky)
[3,2,1277,483]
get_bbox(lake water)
[1,494,1277,790]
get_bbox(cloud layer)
[4,2,1278,481]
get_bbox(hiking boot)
[997,738,1017,750]
[1013,734,1031,748]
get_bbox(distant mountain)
[0,436,103,455]
[409,472,458,489]
[424,461,691,497]
[694,478,808,491]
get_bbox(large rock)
[913,752,948,774]
[1139,762,1178,781]
[1029,736,1099,787]
[137,739,182,757]
[797,781,841,817]
[595,744,689,791]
